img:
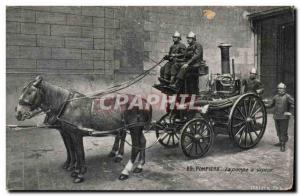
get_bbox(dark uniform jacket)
[242,78,263,93]
[167,42,186,61]
[184,42,203,65]
[267,93,294,119]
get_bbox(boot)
[274,142,281,147]
[158,77,170,85]
[280,142,285,152]
[169,79,183,92]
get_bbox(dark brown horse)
[15,76,152,183]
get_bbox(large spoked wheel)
[180,118,214,158]
[155,112,181,148]
[228,93,267,149]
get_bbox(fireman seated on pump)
[158,31,186,84]
[169,31,204,92]
[241,68,264,95]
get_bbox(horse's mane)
[41,81,71,112]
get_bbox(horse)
[15,76,152,183]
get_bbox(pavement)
[6,114,294,191]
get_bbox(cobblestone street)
[6,115,294,191]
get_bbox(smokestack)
[218,43,232,74]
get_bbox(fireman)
[264,83,294,152]
[159,31,186,84]
[170,31,203,91]
[241,68,263,95]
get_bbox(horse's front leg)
[108,134,120,158]
[114,130,126,163]
[71,134,87,183]
[119,128,141,180]
[133,131,146,173]
[59,130,76,171]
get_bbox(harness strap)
[56,91,75,119]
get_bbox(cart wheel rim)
[180,118,214,158]
[229,93,267,149]
[155,112,180,148]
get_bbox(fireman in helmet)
[159,31,186,84]
[170,31,204,91]
[241,68,263,95]
[264,83,294,152]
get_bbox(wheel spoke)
[233,116,244,121]
[251,106,262,117]
[202,139,210,146]
[233,121,245,128]
[193,123,197,134]
[236,106,246,119]
[195,142,198,155]
[174,133,179,140]
[238,130,244,144]
[248,98,252,115]
[172,134,175,146]
[234,124,246,137]
[199,125,208,136]
[249,100,258,115]
[185,142,193,150]
[198,142,204,153]
[188,143,194,155]
[243,99,248,116]
[248,130,254,145]
[249,123,260,137]
[244,126,248,147]
[195,123,202,134]
[160,133,169,142]
[189,124,195,135]
[183,132,195,139]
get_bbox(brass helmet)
[172,31,181,40]
[277,82,286,89]
[187,31,196,40]
[250,68,257,74]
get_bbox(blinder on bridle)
[18,76,43,110]
[18,99,34,107]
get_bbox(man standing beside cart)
[264,83,294,152]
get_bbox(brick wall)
[6,6,123,76]
[7,6,271,79]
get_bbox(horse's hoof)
[108,152,116,158]
[133,168,143,173]
[114,156,123,163]
[118,174,129,181]
[71,171,78,178]
[62,163,69,170]
[67,165,75,171]
[73,177,84,183]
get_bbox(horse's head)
[15,76,44,121]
